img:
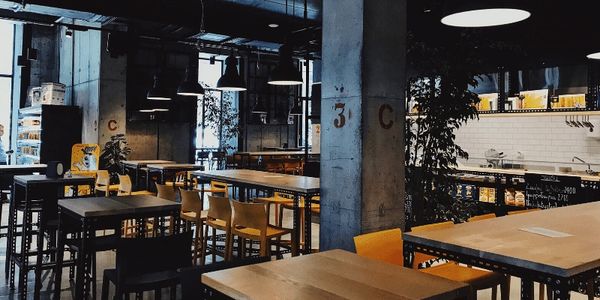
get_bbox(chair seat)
[165,181,186,187]
[103,269,180,292]
[420,263,506,288]
[254,197,293,205]
[130,190,155,196]
[207,218,228,230]
[181,210,208,222]
[233,225,291,239]
[97,184,120,192]
[198,188,227,194]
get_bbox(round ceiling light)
[587,52,600,60]
[441,8,530,28]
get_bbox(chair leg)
[101,273,109,300]
[491,286,497,300]
[225,231,233,262]
[192,222,199,265]
[211,227,217,263]
[202,224,209,265]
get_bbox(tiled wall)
[454,114,600,165]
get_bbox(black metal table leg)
[5,182,17,284]
[75,219,91,300]
[303,195,312,254]
[33,211,46,300]
[18,185,32,299]
[402,241,414,268]
[292,194,300,256]
[550,281,571,300]
[521,279,534,300]
[53,209,65,300]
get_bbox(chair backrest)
[180,189,203,215]
[117,175,133,196]
[156,183,178,202]
[231,200,268,238]
[178,256,270,300]
[116,231,193,282]
[507,208,541,215]
[210,181,228,197]
[353,228,403,267]
[467,213,497,222]
[207,195,232,225]
[96,170,110,187]
[410,221,454,268]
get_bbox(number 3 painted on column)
[334,103,346,128]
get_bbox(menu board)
[520,89,549,109]
[525,173,580,208]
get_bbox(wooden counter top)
[455,165,600,182]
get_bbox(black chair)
[101,231,193,300]
[178,256,271,300]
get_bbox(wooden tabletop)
[202,249,469,300]
[121,160,175,167]
[58,195,180,218]
[0,164,47,173]
[236,151,320,156]
[14,174,94,185]
[404,202,600,278]
[147,163,205,171]
[193,169,320,194]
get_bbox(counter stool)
[280,196,320,252]
[254,192,293,226]
[180,189,208,265]
[95,170,119,196]
[118,175,155,237]
[202,195,232,264]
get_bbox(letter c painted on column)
[108,120,118,131]
[378,104,393,129]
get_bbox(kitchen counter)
[455,165,600,182]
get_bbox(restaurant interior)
[0,0,599,299]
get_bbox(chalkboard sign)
[525,173,581,208]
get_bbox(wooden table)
[192,169,320,256]
[147,163,205,189]
[7,174,95,300]
[120,160,175,190]
[403,203,600,300]
[202,249,470,300]
[53,195,182,300]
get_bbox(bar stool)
[279,196,320,252]
[254,192,293,226]
[180,189,208,265]
[165,171,189,189]
[118,175,155,237]
[202,195,232,264]
[228,200,294,258]
[95,170,119,196]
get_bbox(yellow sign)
[71,144,100,171]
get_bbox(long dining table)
[202,249,470,300]
[191,169,319,256]
[403,203,600,300]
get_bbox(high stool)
[95,170,119,196]
[202,195,232,264]
[180,189,208,265]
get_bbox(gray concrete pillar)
[320,0,406,251]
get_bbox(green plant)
[202,88,240,152]
[100,134,131,183]
[405,32,498,226]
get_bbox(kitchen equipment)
[484,149,506,168]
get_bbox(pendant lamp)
[587,52,600,60]
[268,44,303,86]
[217,54,246,91]
[289,98,303,116]
[177,67,205,96]
[147,73,172,100]
[441,1,530,28]
[252,98,268,114]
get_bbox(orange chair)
[467,213,496,222]
[354,223,509,300]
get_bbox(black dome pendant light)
[217,53,247,91]
[289,97,303,116]
[441,0,531,28]
[252,96,268,114]
[177,64,205,96]
[268,44,303,86]
[147,72,172,100]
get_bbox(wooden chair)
[195,180,229,198]
[228,200,294,258]
[180,189,208,265]
[156,183,178,202]
[411,222,510,300]
[280,196,320,251]
[117,175,155,196]
[203,195,232,264]
[165,171,189,189]
[254,192,293,225]
[95,170,119,197]
[353,228,404,266]
[467,213,497,222]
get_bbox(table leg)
[291,194,300,256]
[18,187,32,298]
[75,219,91,300]
[53,209,65,300]
[5,183,17,284]
[303,195,312,254]
[521,279,534,300]
[34,211,46,300]
[550,281,571,300]
[403,242,414,268]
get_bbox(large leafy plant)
[100,134,132,183]
[202,89,240,152]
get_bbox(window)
[0,20,15,162]
[300,59,314,148]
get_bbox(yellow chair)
[203,195,233,264]
[228,200,294,258]
[254,192,293,225]
[467,213,496,222]
[354,228,404,266]
[117,175,155,196]
[165,171,190,189]
[195,180,229,198]
[180,189,208,265]
[95,170,119,196]
[155,183,178,202]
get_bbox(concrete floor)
[0,202,592,299]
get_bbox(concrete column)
[320,0,406,251]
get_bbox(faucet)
[572,156,596,175]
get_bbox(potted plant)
[201,89,240,152]
[100,134,132,183]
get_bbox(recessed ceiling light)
[268,23,279,28]
[587,52,600,60]
[424,8,432,13]
[441,8,530,28]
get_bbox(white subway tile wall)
[454,115,600,165]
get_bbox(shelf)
[17,139,41,145]
[18,126,41,132]
[19,106,42,115]
[18,154,40,160]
